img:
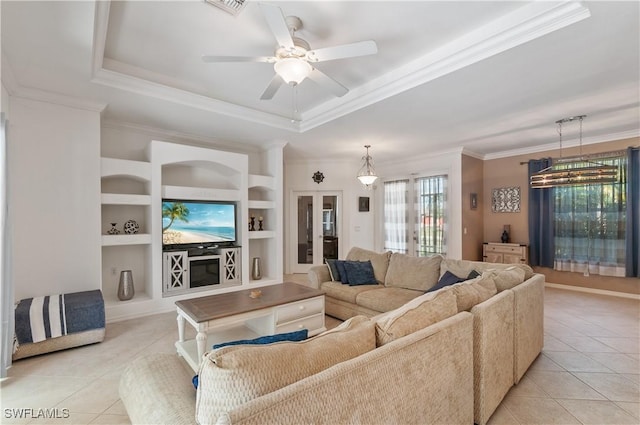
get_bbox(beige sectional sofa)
[119,247,543,425]
[308,247,545,424]
[121,311,475,425]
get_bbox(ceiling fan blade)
[260,74,284,100]
[202,55,274,63]
[307,68,348,97]
[307,40,377,62]
[259,3,294,49]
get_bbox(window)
[384,179,409,254]
[384,175,447,256]
[553,154,627,277]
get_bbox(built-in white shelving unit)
[100,157,153,308]
[100,142,284,321]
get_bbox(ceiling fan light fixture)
[274,58,312,85]
[357,145,378,186]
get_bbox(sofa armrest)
[119,353,196,425]
[512,274,545,383]
[308,265,331,289]
[471,290,514,425]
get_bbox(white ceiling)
[2,1,639,163]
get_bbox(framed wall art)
[491,186,521,213]
[358,197,370,212]
[470,193,478,210]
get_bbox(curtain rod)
[519,149,629,165]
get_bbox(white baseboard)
[545,282,640,300]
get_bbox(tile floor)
[1,280,638,425]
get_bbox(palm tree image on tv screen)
[162,200,236,246]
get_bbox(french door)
[291,191,342,273]
[383,175,447,257]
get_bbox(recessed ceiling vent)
[205,0,247,16]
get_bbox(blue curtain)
[528,158,555,267]
[626,147,640,277]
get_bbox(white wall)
[283,159,376,272]
[1,84,9,118]
[9,97,101,300]
[1,83,11,376]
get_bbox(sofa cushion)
[450,273,498,312]
[489,267,526,292]
[325,259,341,282]
[441,259,534,281]
[320,281,384,304]
[335,260,349,284]
[374,289,458,346]
[385,253,443,291]
[355,287,423,313]
[191,329,311,389]
[343,260,377,286]
[346,247,392,284]
[195,316,375,423]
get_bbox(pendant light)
[357,145,378,186]
[530,115,618,188]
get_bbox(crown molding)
[483,129,640,160]
[300,1,591,132]
[2,56,106,112]
[90,1,590,133]
[460,148,485,160]
[91,0,110,77]
[92,67,297,131]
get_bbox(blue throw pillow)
[192,374,199,389]
[335,260,349,284]
[467,270,481,280]
[325,258,341,282]
[426,270,465,293]
[212,329,308,349]
[343,260,377,286]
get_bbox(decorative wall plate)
[492,187,521,213]
[312,171,325,184]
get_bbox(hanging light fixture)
[274,58,312,85]
[530,115,618,189]
[357,145,378,186]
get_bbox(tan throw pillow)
[451,273,498,312]
[385,253,443,291]
[374,289,457,346]
[489,267,526,291]
[195,316,375,423]
[346,247,392,284]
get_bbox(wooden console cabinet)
[483,243,528,264]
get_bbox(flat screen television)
[162,199,237,249]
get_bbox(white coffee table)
[175,282,326,371]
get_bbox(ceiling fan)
[202,3,378,100]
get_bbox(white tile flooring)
[1,280,638,425]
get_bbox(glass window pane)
[322,196,338,260]
[415,175,447,256]
[297,196,313,264]
[384,180,409,254]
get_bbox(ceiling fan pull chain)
[291,84,298,122]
